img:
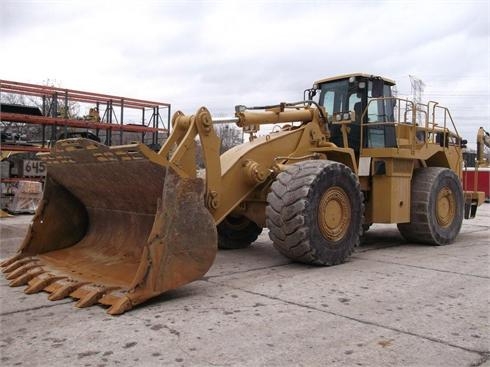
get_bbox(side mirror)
[306,88,317,100]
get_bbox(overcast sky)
[1,0,489,147]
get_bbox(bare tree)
[194,124,243,168]
[215,124,243,154]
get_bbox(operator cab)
[311,73,397,151]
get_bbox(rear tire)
[217,215,262,249]
[398,167,463,245]
[266,160,363,265]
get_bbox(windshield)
[318,79,361,123]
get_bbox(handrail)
[359,97,461,155]
[360,97,416,153]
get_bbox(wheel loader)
[1,73,484,315]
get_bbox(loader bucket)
[1,139,217,315]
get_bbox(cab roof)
[315,73,396,86]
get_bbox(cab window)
[367,81,395,122]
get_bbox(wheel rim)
[436,186,456,228]
[318,186,351,242]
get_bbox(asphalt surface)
[0,205,489,367]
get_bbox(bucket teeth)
[47,279,87,301]
[73,286,108,308]
[5,262,42,280]
[100,291,133,315]
[25,274,65,294]
[0,254,22,268]
[9,267,44,287]
[107,297,132,315]
[2,257,38,274]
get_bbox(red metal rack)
[0,79,171,152]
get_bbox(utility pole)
[409,75,425,124]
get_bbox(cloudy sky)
[1,0,489,147]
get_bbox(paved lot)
[0,205,489,367]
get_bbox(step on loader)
[1,73,484,314]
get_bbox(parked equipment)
[463,127,490,201]
[1,152,46,213]
[1,73,484,314]
[6,181,43,214]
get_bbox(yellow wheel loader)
[1,73,484,314]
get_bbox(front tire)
[217,215,262,249]
[266,160,363,265]
[397,167,464,245]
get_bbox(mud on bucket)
[1,139,217,315]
